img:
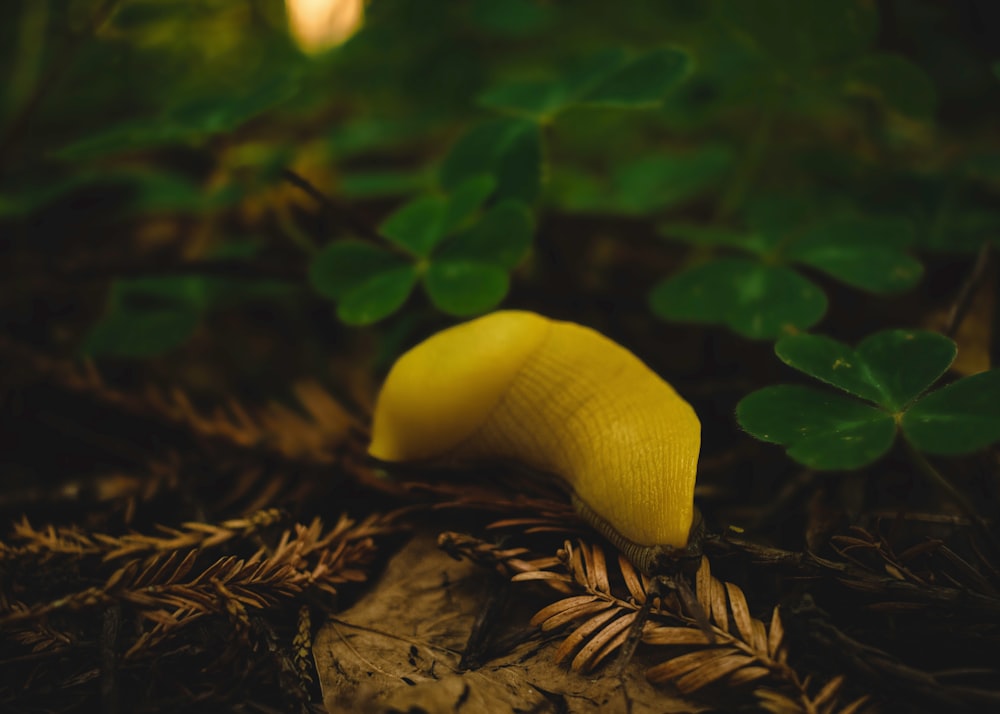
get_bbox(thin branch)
[944,241,992,337]
[280,168,399,251]
[902,437,1000,556]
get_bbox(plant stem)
[903,437,1000,555]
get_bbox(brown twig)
[944,241,992,337]
[280,168,398,251]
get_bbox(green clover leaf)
[737,329,1000,468]
[310,186,533,324]
[651,207,922,339]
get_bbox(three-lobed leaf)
[310,192,533,323]
[653,209,922,339]
[650,258,827,339]
[739,329,1000,468]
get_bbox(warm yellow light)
[286,0,364,54]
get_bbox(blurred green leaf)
[379,195,449,257]
[337,266,419,325]
[578,48,691,107]
[470,0,553,36]
[83,276,207,357]
[440,118,542,203]
[439,200,533,268]
[902,370,1000,454]
[327,118,433,157]
[788,216,923,293]
[340,169,431,198]
[84,306,201,358]
[650,258,827,339]
[736,385,896,469]
[659,223,777,255]
[423,260,509,315]
[844,53,937,120]
[478,80,567,120]
[0,175,99,218]
[611,145,732,212]
[58,74,300,159]
[746,192,828,236]
[478,49,627,119]
[309,240,411,301]
[443,174,497,232]
[716,0,877,69]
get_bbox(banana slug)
[368,310,702,575]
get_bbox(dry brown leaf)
[619,553,646,603]
[642,626,714,646]
[725,664,772,687]
[726,581,755,644]
[756,687,804,714]
[813,674,845,712]
[554,608,623,665]
[675,651,759,693]
[572,611,636,673]
[647,647,733,683]
[768,607,784,660]
[533,597,614,632]
[839,695,872,714]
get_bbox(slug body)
[368,311,701,573]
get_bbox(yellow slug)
[368,310,702,574]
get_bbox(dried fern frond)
[512,540,678,671]
[756,676,871,714]
[1,508,287,564]
[0,512,399,655]
[4,335,363,463]
[507,540,870,710]
[643,557,783,692]
[646,558,871,712]
[436,530,544,576]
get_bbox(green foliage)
[650,258,827,340]
[551,144,733,215]
[439,118,543,204]
[309,177,533,324]
[84,276,206,358]
[479,47,691,121]
[57,74,302,160]
[737,330,1000,468]
[2,0,996,372]
[650,202,922,339]
[84,247,294,357]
